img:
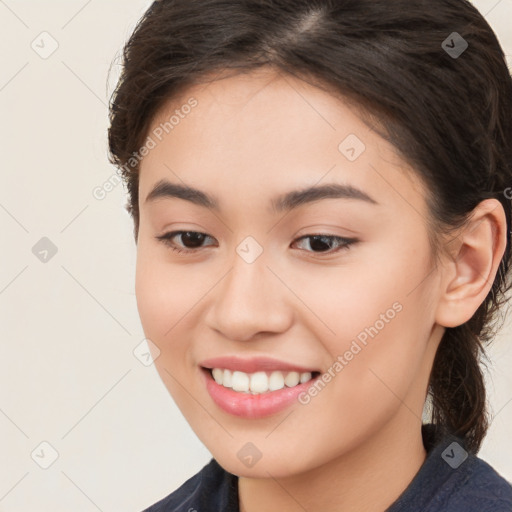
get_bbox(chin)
[210,441,317,479]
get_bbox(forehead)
[139,68,428,218]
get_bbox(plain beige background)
[0,1,511,510]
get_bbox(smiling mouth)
[202,366,321,395]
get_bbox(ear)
[435,199,508,328]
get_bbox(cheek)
[327,302,423,399]
[296,236,434,402]
[134,248,201,408]
[135,245,205,341]
[135,254,172,340]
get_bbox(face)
[135,67,445,478]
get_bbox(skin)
[134,67,507,512]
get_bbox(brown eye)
[292,235,357,254]
[155,231,216,253]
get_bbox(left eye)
[292,234,357,253]
[155,231,357,255]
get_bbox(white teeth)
[232,371,250,392]
[300,372,312,383]
[222,369,232,388]
[209,368,314,394]
[268,371,284,391]
[250,371,268,393]
[212,368,224,384]
[284,371,300,387]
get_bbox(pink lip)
[199,355,319,374]
[200,367,320,419]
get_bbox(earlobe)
[435,199,507,328]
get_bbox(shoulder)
[442,454,512,512]
[142,458,238,512]
[388,425,512,512]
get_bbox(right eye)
[155,231,217,254]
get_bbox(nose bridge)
[223,234,270,301]
[227,254,264,301]
[206,242,292,340]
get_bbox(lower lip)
[201,367,320,419]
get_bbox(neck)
[238,415,427,512]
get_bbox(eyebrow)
[144,179,378,212]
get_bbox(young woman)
[108,0,512,510]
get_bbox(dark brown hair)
[108,0,512,453]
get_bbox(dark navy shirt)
[143,424,512,511]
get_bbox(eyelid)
[293,223,361,238]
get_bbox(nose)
[204,249,293,342]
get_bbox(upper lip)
[200,355,319,374]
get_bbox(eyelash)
[155,231,358,256]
